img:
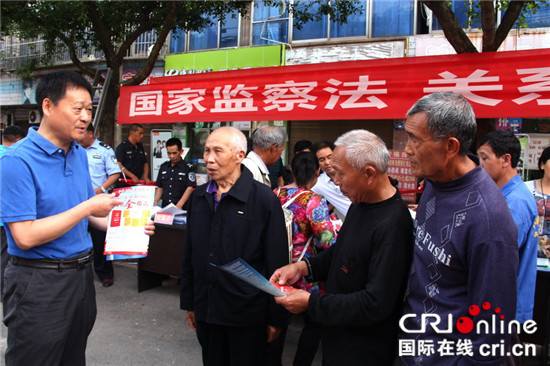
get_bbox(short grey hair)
[407,92,476,155]
[215,126,247,156]
[334,129,389,173]
[252,125,287,150]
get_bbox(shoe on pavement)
[102,279,114,287]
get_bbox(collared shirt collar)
[501,174,522,197]
[85,138,100,151]
[169,159,185,168]
[246,151,269,175]
[27,127,80,156]
[204,165,252,205]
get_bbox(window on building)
[170,29,186,54]
[293,0,367,40]
[220,14,240,47]
[252,0,289,45]
[188,10,239,51]
[521,1,550,28]
[292,1,329,40]
[331,0,367,38]
[372,0,414,37]
[432,0,469,30]
[133,30,158,57]
[432,0,482,31]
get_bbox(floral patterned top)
[275,186,339,293]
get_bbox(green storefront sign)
[164,45,284,75]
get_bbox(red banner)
[118,49,550,124]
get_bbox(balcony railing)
[0,31,169,71]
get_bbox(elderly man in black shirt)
[180,126,289,366]
[154,137,196,209]
[271,129,414,365]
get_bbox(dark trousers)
[267,325,288,366]
[0,226,7,298]
[3,261,97,366]
[89,225,114,281]
[294,314,321,366]
[196,320,268,366]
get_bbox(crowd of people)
[0,70,543,366]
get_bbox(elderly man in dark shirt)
[271,129,414,365]
[180,126,289,365]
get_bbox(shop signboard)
[164,45,284,75]
[524,133,550,170]
[119,48,550,124]
[388,149,417,203]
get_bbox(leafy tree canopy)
[1,0,362,143]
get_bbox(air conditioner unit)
[28,109,41,124]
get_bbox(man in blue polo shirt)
[0,71,127,366]
[477,130,538,325]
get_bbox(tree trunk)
[421,0,478,54]
[474,118,495,152]
[97,69,121,147]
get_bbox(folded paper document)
[211,258,294,297]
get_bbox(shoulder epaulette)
[99,142,112,150]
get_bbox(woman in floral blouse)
[274,151,339,366]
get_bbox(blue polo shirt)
[0,127,94,259]
[501,174,538,323]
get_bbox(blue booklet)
[211,258,288,297]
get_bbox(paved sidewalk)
[87,262,319,365]
[0,261,320,365]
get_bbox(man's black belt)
[10,250,93,271]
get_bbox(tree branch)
[57,33,96,79]
[84,1,117,65]
[480,1,496,52]
[116,17,157,60]
[421,0,478,53]
[494,0,526,50]
[123,1,180,86]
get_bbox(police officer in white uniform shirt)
[154,137,196,210]
[79,123,121,287]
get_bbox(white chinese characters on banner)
[212,84,258,112]
[263,80,318,111]
[424,69,503,106]
[130,91,163,116]
[167,88,206,115]
[324,76,388,110]
[513,67,550,106]
[118,49,550,123]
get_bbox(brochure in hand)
[211,258,294,297]
[104,186,156,259]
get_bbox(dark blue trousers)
[3,261,96,366]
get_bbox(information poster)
[388,149,417,203]
[104,186,156,257]
[150,129,173,181]
[524,134,550,170]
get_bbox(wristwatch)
[100,186,106,193]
